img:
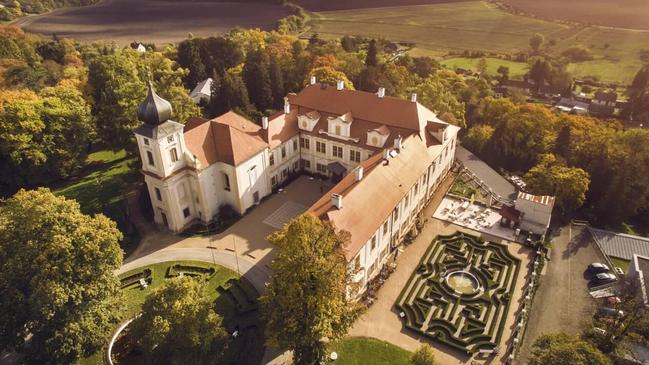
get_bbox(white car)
[593,272,617,285]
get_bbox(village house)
[133,79,459,294]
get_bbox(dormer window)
[335,125,341,135]
[371,136,378,145]
[301,120,307,128]
[367,125,390,148]
[298,110,320,132]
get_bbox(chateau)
[134,79,459,289]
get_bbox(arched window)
[169,148,178,162]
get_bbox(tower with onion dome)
[133,82,195,230]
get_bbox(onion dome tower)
[137,81,173,125]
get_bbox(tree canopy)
[0,188,123,364]
[131,277,229,365]
[261,214,362,365]
[528,333,611,365]
[411,344,440,365]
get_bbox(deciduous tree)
[528,333,611,365]
[131,277,229,365]
[411,344,440,365]
[530,33,545,53]
[0,188,123,364]
[261,214,362,365]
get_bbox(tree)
[365,39,378,67]
[411,344,439,365]
[528,333,612,365]
[462,124,494,154]
[305,66,354,89]
[269,54,285,108]
[0,188,123,364]
[176,39,207,89]
[260,214,362,365]
[497,65,510,83]
[625,65,649,122]
[242,48,273,111]
[529,59,552,93]
[412,56,439,79]
[476,58,488,75]
[524,154,590,216]
[209,70,254,117]
[530,33,545,53]
[561,45,594,62]
[414,71,466,127]
[130,277,229,365]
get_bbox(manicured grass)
[77,261,263,365]
[449,179,477,199]
[53,149,138,214]
[610,257,630,273]
[309,1,649,84]
[53,149,141,255]
[441,57,529,78]
[329,337,411,365]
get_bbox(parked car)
[615,267,624,276]
[598,307,625,318]
[592,272,617,285]
[588,262,610,274]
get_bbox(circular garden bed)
[111,260,264,365]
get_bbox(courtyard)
[348,174,535,365]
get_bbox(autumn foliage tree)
[528,333,611,365]
[261,214,362,365]
[131,277,229,365]
[0,188,123,364]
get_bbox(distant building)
[514,192,554,236]
[589,90,618,116]
[130,41,146,53]
[190,78,213,104]
[555,97,589,115]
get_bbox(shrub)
[562,45,594,62]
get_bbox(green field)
[329,337,411,365]
[309,1,649,84]
[442,57,529,78]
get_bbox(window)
[444,146,448,158]
[183,207,190,218]
[301,159,311,169]
[293,161,299,171]
[316,163,327,174]
[269,153,274,166]
[405,195,409,208]
[282,168,288,178]
[383,222,388,235]
[271,175,277,186]
[394,207,399,222]
[147,151,155,166]
[155,187,162,201]
[167,135,175,143]
[369,260,377,275]
[281,146,286,159]
[170,148,178,162]
[414,182,419,195]
[143,138,150,146]
[371,136,378,145]
[354,255,361,269]
[223,173,231,191]
[300,137,310,150]
[316,141,326,154]
[248,166,258,187]
[371,235,377,251]
[333,145,343,158]
[350,150,361,162]
[293,139,298,151]
[301,120,307,128]
[335,125,341,135]
[380,246,388,261]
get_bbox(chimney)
[336,80,344,90]
[411,93,417,103]
[355,166,364,181]
[262,116,269,130]
[331,193,343,209]
[310,76,317,85]
[283,97,290,114]
[393,135,402,150]
[377,87,385,98]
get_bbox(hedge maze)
[395,232,521,354]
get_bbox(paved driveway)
[516,223,604,364]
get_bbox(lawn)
[53,149,142,255]
[441,57,529,78]
[449,179,477,200]
[77,261,263,365]
[308,1,649,84]
[610,257,631,273]
[329,337,411,365]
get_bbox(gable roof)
[308,131,452,260]
[264,110,299,149]
[589,227,649,261]
[289,83,424,131]
[183,111,268,167]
